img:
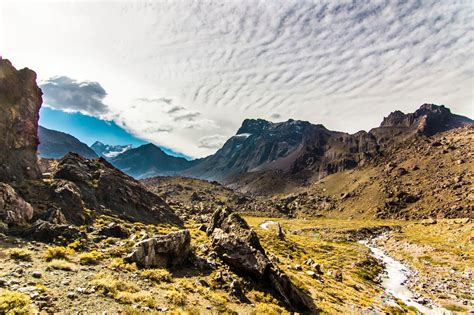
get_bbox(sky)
[39,107,188,158]
[1,0,473,158]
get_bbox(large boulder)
[0,182,33,225]
[208,208,316,313]
[50,180,89,225]
[126,230,191,268]
[0,59,42,182]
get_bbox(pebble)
[294,264,302,271]
[67,292,76,299]
[32,271,42,279]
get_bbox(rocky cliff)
[185,104,472,194]
[0,59,42,182]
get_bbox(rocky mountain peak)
[378,103,472,136]
[236,118,272,135]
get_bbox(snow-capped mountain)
[90,141,133,159]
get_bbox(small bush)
[109,258,137,272]
[0,289,32,314]
[92,273,139,296]
[115,291,156,308]
[79,251,103,265]
[8,248,33,262]
[167,290,186,306]
[43,246,74,261]
[140,269,172,283]
[48,259,76,271]
[253,303,287,314]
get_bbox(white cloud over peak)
[1,0,473,157]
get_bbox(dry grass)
[79,250,103,265]
[140,269,172,283]
[92,273,139,296]
[43,246,74,261]
[8,248,33,262]
[0,289,32,314]
[109,258,138,272]
[48,259,76,271]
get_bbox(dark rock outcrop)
[208,208,317,313]
[53,153,181,225]
[0,59,42,182]
[97,223,130,238]
[50,180,89,225]
[0,183,33,226]
[22,219,83,243]
[126,230,191,268]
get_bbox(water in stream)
[361,238,451,314]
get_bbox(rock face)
[126,230,191,268]
[0,183,33,225]
[53,152,181,225]
[370,104,473,145]
[184,104,472,195]
[38,126,98,159]
[0,59,42,182]
[207,208,316,313]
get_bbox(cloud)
[270,113,281,120]
[6,1,472,157]
[40,76,109,116]
[198,134,227,149]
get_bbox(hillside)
[265,126,473,220]
[110,144,198,179]
[38,126,98,159]
[185,104,472,190]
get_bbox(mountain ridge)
[38,126,98,159]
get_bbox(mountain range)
[37,104,473,188]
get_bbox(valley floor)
[0,216,472,314]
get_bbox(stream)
[360,237,451,314]
[259,220,277,230]
[258,221,451,314]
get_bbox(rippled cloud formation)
[2,1,472,157]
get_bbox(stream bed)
[360,237,451,314]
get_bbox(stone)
[50,180,88,225]
[125,230,191,268]
[0,183,34,225]
[207,208,316,313]
[67,292,76,299]
[32,271,42,279]
[306,271,316,278]
[23,219,83,243]
[294,264,302,271]
[97,223,130,238]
